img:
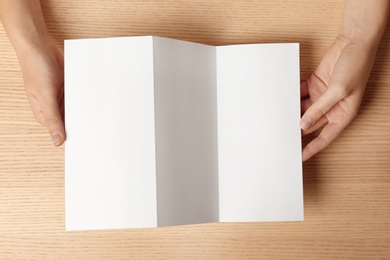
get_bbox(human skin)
[300,0,389,161]
[0,0,65,146]
[0,0,389,160]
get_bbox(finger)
[302,121,345,161]
[302,116,328,135]
[300,87,343,131]
[300,81,309,98]
[41,97,66,146]
[301,98,328,132]
[300,98,312,115]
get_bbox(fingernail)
[51,132,62,146]
[300,118,313,131]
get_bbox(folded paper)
[65,36,303,230]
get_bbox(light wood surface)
[1,1,389,259]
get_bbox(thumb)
[300,86,344,131]
[41,101,66,146]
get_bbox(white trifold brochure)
[65,36,303,231]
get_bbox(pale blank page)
[153,37,219,226]
[217,43,303,222]
[65,36,157,230]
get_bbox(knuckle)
[43,115,60,128]
[315,135,330,151]
[342,107,359,123]
[311,107,325,119]
[339,87,349,98]
[333,84,349,98]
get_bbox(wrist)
[338,23,385,50]
[338,0,389,49]
[1,0,52,57]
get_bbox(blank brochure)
[65,36,303,230]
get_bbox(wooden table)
[1,1,389,259]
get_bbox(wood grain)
[1,0,389,259]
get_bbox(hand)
[1,0,66,146]
[300,35,377,161]
[18,41,65,146]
